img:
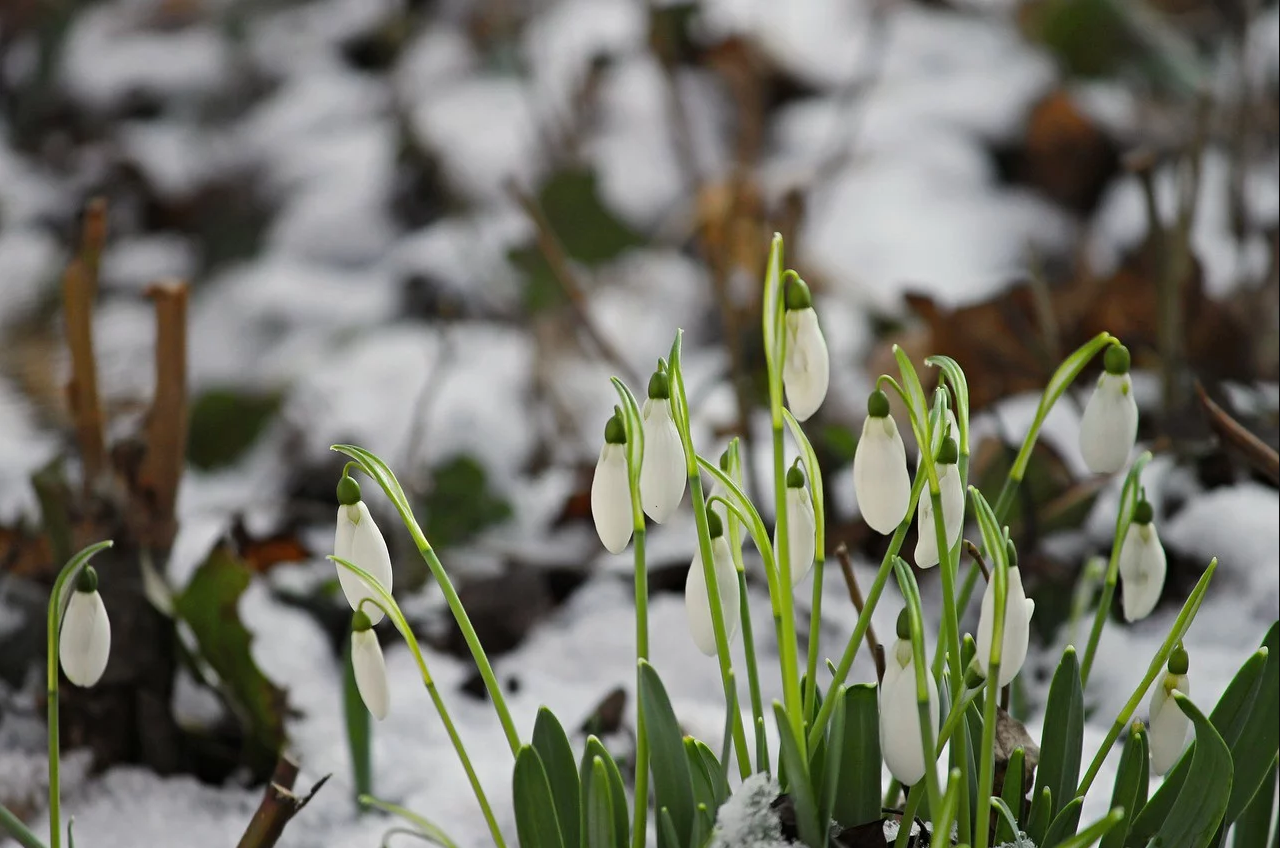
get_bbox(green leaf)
[536,168,642,265]
[773,701,823,847]
[172,547,287,775]
[1147,694,1234,848]
[187,388,280,470]
[688,739,729,808]
[1036,647,1085,821]
[0,801,47,848]
[689,803,713,848]
[831,684,882,827]
[359,796,460,848]
[584,758,617,848]
[639,662,694,848]
[997,748,1026,843]
[1233,758,1277,848]
[658,808,680,848]
[924,354,970,455]
[1043,796,1084,845]
[1027,787,1054,844]
[581,737,628,848]
[533,708,580,848]
[1054,808,1125,848]
[818,685,846,833]
[1099,725,1148,848]
[514,746,567,848]
[343,636,372,801]
[419,455,512,548]
[1225,622,1280,823]
[686,738,718,812]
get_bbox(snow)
[709,772,790,848]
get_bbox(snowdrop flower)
[685,511,741,656]
[591,412,633,554]
[350,610,390,721]
[975,553,1036,688]
[880,612,939,786]
[1119,498,1166,622]
[639,370,686,523]
[853,390,911,534]
[914,438,964,568]
[59,566,111,688]
[781,278,829,422]
[334,474,394,625]
[1149,645,1191,774]
[1079,344,1139,474]
[774,461,816,586]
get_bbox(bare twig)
[79,196,108,296]
[963,539,991,584]
[137,282,189,548]
[62,259,106,488]
[1195,381,1280,485]
[236,755,330,848]
[835,543,885,682]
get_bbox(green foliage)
[187,388,281,470]
[532,708,580,848]
[580,737,628,848]
[1035,648,1085,822]
[420,455,512,548]
[514,746,566,848]
[830,684,882,828]
[1099,726,1147,848]
[343,637,372,802]
[638,661,695,848]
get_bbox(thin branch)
[236,755,330,848]
[137,282,189,548]
[963,539,991,584]
[835,543,885,682]
[78,196,108,296]
[1195,381,1280,485]
[62,260,106,487]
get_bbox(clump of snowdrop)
[775,460,816,585]
[591,411,633,554]
[1149,644,1191,774]
[975,544,1036,687]
[781,277,829,422]
[685,510,741,656]
[58,566,111,688]
[1079,344,1139,474]
[351,609,390,720]
[639,368,686,523]
[334,473,394,624]
[1119,496,1166,622]
[853,389,911,534]
[880,610,939,787]
[914,436,964,568]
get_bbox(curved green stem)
[893,787,924,848]
[894,559,943,818]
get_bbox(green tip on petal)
[337,474,362,506]
[719,448,732,473]
[1104,343,1131,375]
[867,389,890,418]
[647,370,671,400]
[75,565,99,594]
[706,509,724,540]
[896,608,911,641]
[937,437,959,465]
[784,276,812,311]
[604,413,627,445]
[352,609,374,632]
[1168,643,1189,675]
[1133,498,1154,525]
[785,461,805,489]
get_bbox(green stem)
[631,527,650,848]
[771,425,806,751]
[803,556,825,722]
[0,804,46,848]
[893,787,924,848]
[736,570,768,773]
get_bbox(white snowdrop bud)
[639,371,686,524]
[59,566,111,688]
[774,462,817,586]
[1080,345,1139,474]
[685,512,741,656]
[334,475,394,625]
[781,279,829,422]
[1149,646,1190,774]
[880,617,939,787]
[591,412,634,554]
[914,439,964,568]
[351,611,390,721]
[1119,499,1166,622]
[853,390,911,535]
[975,561,1036,688]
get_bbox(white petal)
[1120,523,1166,622]
[1149,675,1190,774]
[783,308,830,422]
[1080,373,1139,474]
[591,444,634,553]
[59,590,111,687]
[879,646,939,787]
[639,400,686,523]
[352,629,391,720]
[684,537,741,656]
[914,465,965,568]
[853,416,912,535]
[975,567,1032,688]
[774,486,817,586]
[335,502,394,625]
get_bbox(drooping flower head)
[781,277,829,422]
[59,565,111,688]
[1149,644,1190,774]
[685,510,742,656]
[639,367,686,524]
[350,609,390,721]
[775,460,817,586]
[1080,344,1139,474]
[591,411,633,554]
[880,609,939,787]
[853,389,911,535]
[1119,496,1166,622]
[334,473,394,624]
[975,541,1036,688]
[915,435,964,568]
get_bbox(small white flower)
[591,414,634,554]
[914,459,964,569]
[774,465,817,586]
[639,392,686,524]
[59,569,111,688]
[334,499,394,625]
[1119,502,1165,622]
[853,393,911,535]
[685,534,741,656]
[1079,346,1139,474]
[1149,669,1190,774]
[975,566,1036,688]
[781,283,829,421]
[880,636,939,787]
[351,622,390,721]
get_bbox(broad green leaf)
[1233,758,1276,848]
[1225,622,1280,823]
[173,547,287,776]
[584,758,617,848]
[343,637,372,800]
[582,737,628,848]
[819,686,846,833]
[992,797,1023,844]
[1027,786,1054,844]
[514,746,566,848]
[689,803,713,848]
[686,738,718,812]
[773,702,823,847]
[831,684,882,827]
[639,662,694,848]
[658,808,679,848]
[690,740,729,808]
[533,708,580,848]
[1036,647,1085,821]
[1147,695,1234,848]
[997,748,1026,843]
[1043,796,1084,845]
[1099,725,1148,848]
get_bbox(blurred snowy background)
[0,0,1277,845]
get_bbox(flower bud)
[1149,661,1190,775]
[1079,345,1139,474]
[351,611,390,721]
[639,375,686,524]
[1118,499,1166,622]
[853,393,911,535]
[334,485,394,625]
[775,462,816,586]
[685,535,741,656]
[592,412,633,553]
[781,279,829,422]
[59,566,111,688]
[879,637,939,787]
[914,456,965,569]
[975,567,1036,687]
